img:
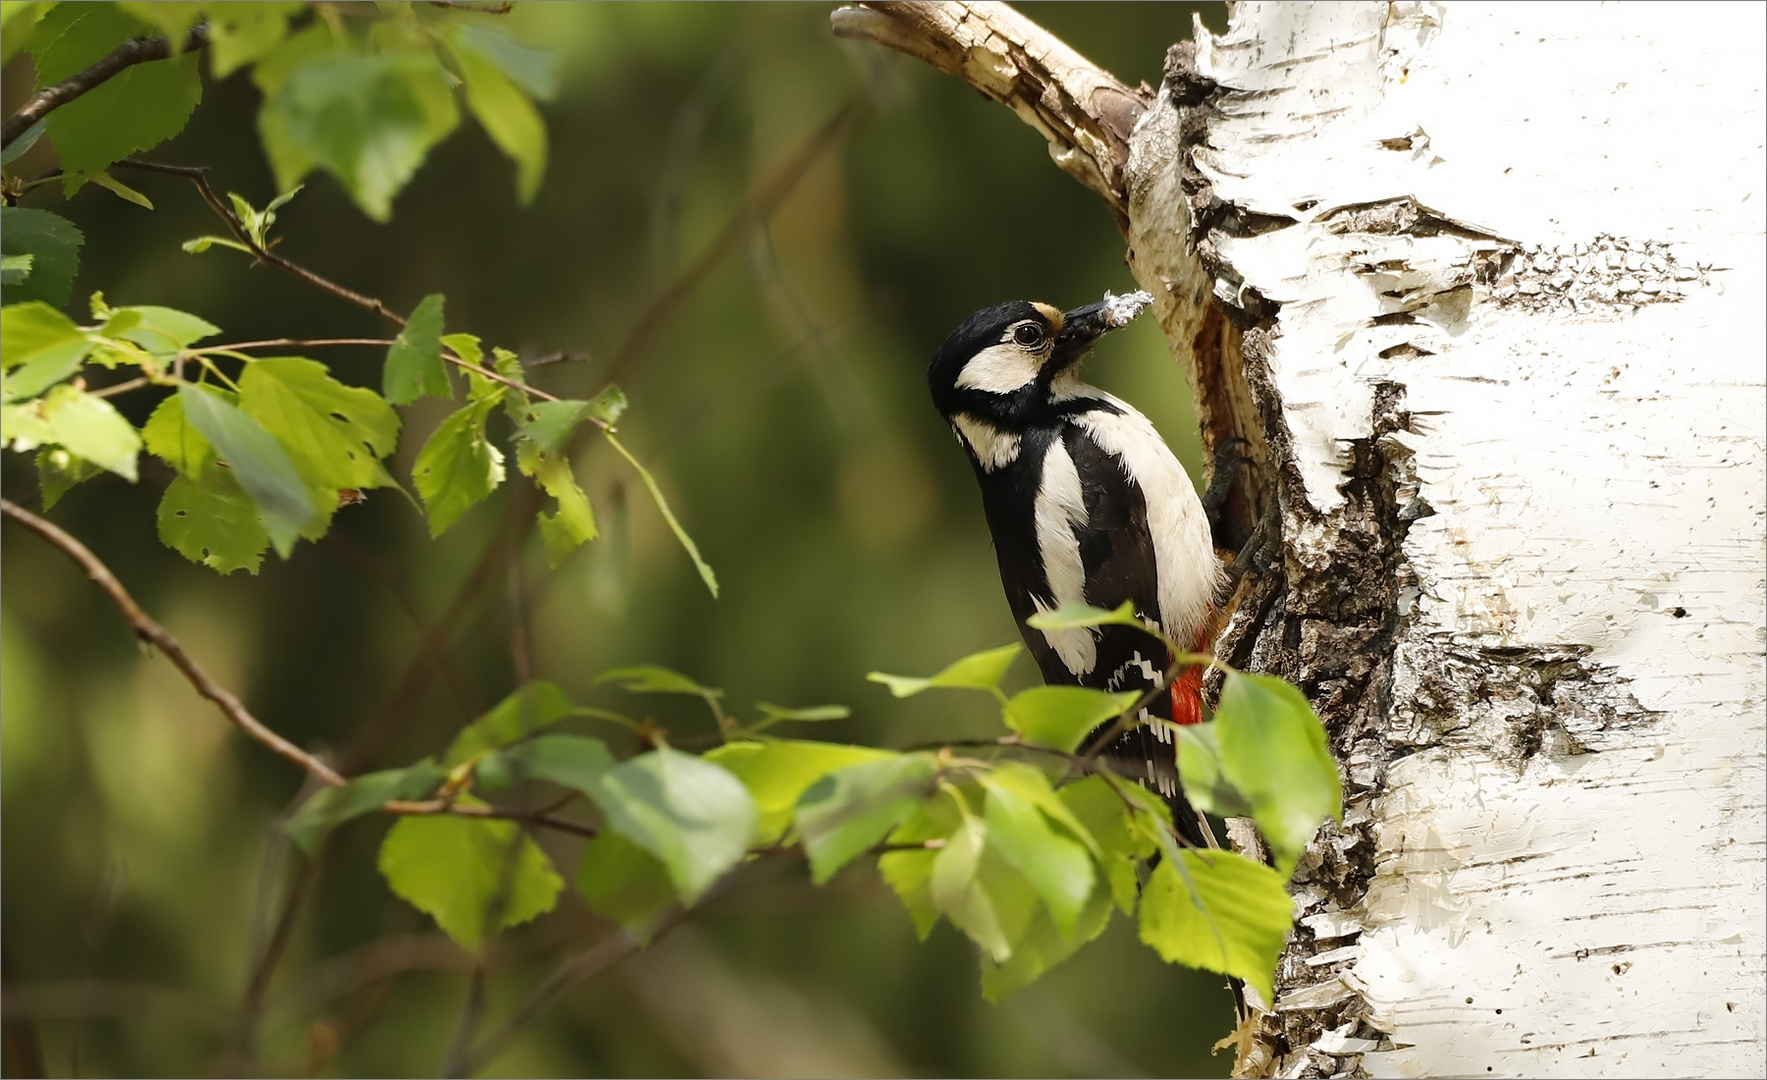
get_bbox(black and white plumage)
[929,292,1220,838]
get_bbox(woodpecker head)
[927,291,1153,432]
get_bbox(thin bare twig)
[380,799,598,840]
[210,337,397,351]
[1,26,210,148]
[0,498,346,785]
[111,159,408,326]
[90,376,151,399]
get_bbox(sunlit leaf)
[513,398,591,454]
[1002,685,1138,754]
[0,299,91,395]
[576,829,675,944]
[980,766,1094,937]
[867,643,1022,699]
[207,1,301,78]
[157,471,270,575]
[111,304,220,355]
[46,42,202,178]
[284,759,445,853]
[930,814,1039,963]
[270,51,460,222]
[1176,722,1253,818]
[455,23,558,100]
[0,253,33,285]
[476,734,615,794]
[1057,776,1152,914]
[42,385,139,480]
[794,754,935,884]
[1215,672,1342,874]
[877,795,962,939]
[35,446,100,509]
[378,797,565,949]
[704,739,894,845]
[1138,849,1293,1004]
[584,747,757,904]
[141,392,214,477]
[413,396,503,536]
[516,440,596,566]
[384,293,448,404]
[980,883,1113,1002]
[604,432,718,598]
[82,170,154,209]
[448,36,547,203]
[178,382,316,556]
[114,2,202,45]
[444,680,576,766]
[594,664,714,697]
[1025,599,1141,632]
[240,357,400,491]
[1,401,52,451]
[584,384,627,426]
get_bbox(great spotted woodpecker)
[929,291,1220,839]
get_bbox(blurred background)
[1,3,1235,1076]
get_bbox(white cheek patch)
[1032,436,1096,676]
[956,342,1041,394]
[951,413,1021,471]
[1073,393,1221,646]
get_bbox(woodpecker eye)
[1012,322,1045,348]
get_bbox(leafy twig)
[380,799,598,840]
[0,498,347,785]
[1,26,211,149]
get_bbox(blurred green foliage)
[0,3,1249,1076]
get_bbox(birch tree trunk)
[836,2,1766,1076]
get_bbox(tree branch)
[0,498,347,786]
[1,26,210,149]
[830,1,1147,225]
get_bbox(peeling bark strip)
[837,3,1765,1077]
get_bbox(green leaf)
[378,798,565,949]
[930,815,1040,963]
[0,299,91,397]
[513,398,591,454]
[271,51,460,222]
[980,883,1114,1002]
[584,384,628,426]
[2,254,35,285]
[444,680,576,766]
[1215,672,1342,874]
[455,24,558,100]
[284,759,446,853]
[42,385,139,480]
[239,358,400,490]
[477,734,615,794]
[594,664,714,697]
[35,446,101,509]
[48,49,203,177]
[1176,723,1253,819]
[867,643,1022,699]
[576,830,675,944]
[2,400,52,451]
[703,739,894,845]
[1138,850,1293,1004]
[80,170,154,209]
[746,701,851,734]
[157,471,270,575]
[141,391,214,476]
[250,25,333,192]
[413,396,504,536]
[0,208,84,308]
[111,305,220,355]
[1025,599,1143,633]
[448,36,547,204]
[794,754,936,884]
[114,2,202,45]
[982,762,1100,857]
[384,293,448,404]
[1058,776,1152,914]
[877,796,961,939]
[206,1,300,78]
[605,432,718,599]
[178,382,316,556]
[584,747,757,904]
[980,766,1095,937]
[516,440,596,567]
[439,331,482,367]
[0,4,49,65]
[28,3,141,82]
[181,235,256,256]
[1003,685,1139,754]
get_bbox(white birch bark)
[837,2,1765,1075]
[1125,4,1766,1076]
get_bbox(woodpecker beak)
[1052,290,1154,363]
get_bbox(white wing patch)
[1032,436,1095,675]
[956,341,1040,394]
[950,413,1021,471]
[1071,390,1220,647]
